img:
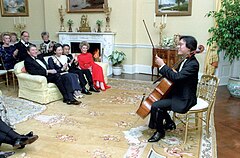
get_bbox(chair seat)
[0,70,8,75]
[7,69,14,72]
[190,98,209,111]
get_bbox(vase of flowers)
[67,19,74,32]
[162,37,174,49]
[96,20,103,32]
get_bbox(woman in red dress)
[77,41,110,91]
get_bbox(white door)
[215,51,232,85]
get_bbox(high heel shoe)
[164,122,176,131]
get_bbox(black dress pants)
[148,99,173,132]
[49,74,75,101]
[69,68,93,88]
[0,119,20,145]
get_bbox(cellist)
[148,36,199,142]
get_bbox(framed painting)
[156,0,192,16]
[67,0,108,13]
[0,0,29,17]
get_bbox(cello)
[136,20,204,119]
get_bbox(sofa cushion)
[47,83,58,88]
[21,67,27,73]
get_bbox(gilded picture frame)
[0,0,29,17]
[67,0,108,13]
[156,0,192,16]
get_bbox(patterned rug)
[107,78,217,158]
[0,95,46,125]
[4,78,216,158]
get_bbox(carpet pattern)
[0,95,46,125]
[3,78,216,158]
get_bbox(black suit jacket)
[160,55,199,113]
[24,55,57,83]
[15,41,32,62]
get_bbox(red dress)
[77,53,110,90]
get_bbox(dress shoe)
[89,87,100,92]
[63,99,68,103]
[67,99,82,105]
[164,122,176,131]
[13,135,39,149]
[148,131,165,143]
[81,89,92,95]
[18,131,34,149]
[25,131,33,137]
[0,151,15,158]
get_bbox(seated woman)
[62,44,99,94]
[9,32,18,46]
[0,33,18,70]
[48,43,82,99]
[77,41,110,91]
[39,32,56,56]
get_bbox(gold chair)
[0,65,9,88]
[0,57,15,89]
[173,74,220,144]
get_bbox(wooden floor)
[110,73,240,158]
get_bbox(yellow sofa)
[14,60,108,104]
[14,61,62,104]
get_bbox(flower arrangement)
[96,20,103,26]
[162,37,174,48]
[67,19,74,26]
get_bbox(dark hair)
[27,44,37,51]
[62,44,70,48]
[21,31,29,36]
[53,43,63,52]
[41,31,49,37]
[179,36,197,51]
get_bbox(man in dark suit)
[148,36,199,142]
[14,31,32,62]
[24,44,81,105]
[0,118,38,150]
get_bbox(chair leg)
[184,115,189,144]
[173,112,176,122]
[5,73,9,88]
[12,72,16,90]
[206,111,211,137]
[195,113,199,130]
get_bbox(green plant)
[108,50,126,66]
[206,0,240,64]
[67,19,74,26]
[96,20,103,26]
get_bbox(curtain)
[204,0,222,75]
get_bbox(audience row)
[0,31,110,105]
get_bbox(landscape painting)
[156,0,192,16]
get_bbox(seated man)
[62,44,99,94]
[14,31,33,62]
[0,118,38,149]
[24,44,81,105]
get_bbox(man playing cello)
[148,36,199,142]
